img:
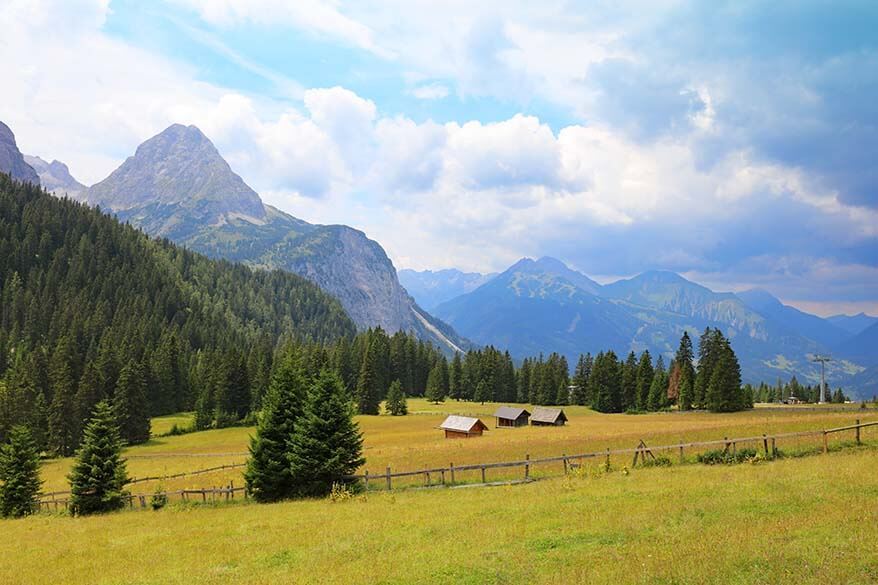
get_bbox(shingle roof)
[439,415,487,433]
[530,407,567,423]
[493,406,530,420]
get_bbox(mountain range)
[0,120,465,353]
[403,257,875,397]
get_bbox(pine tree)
[288,370,364,497]
[474,379,490,404]
[385,380,407,415]
[590,352,622,413]
[68,401,129,515]
[571,354,591,406]
[673,332,696,410]
[113,359,151,445]
[48,336,78,456]
[648,356,667,411]
[356,344,382,415]
[635,351,654,410]
[0,425,42,518]
[621,351,638,410]
[244,357,307,503]
[705,336,743,412]
[425,364,446,404]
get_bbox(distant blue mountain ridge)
[402,257,876,398]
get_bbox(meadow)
[36,400,878,495]
[3,445,877,584]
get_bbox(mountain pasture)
[35,400,878,495]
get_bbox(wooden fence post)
[763,434,769,456]
[450,462,455,484]
[481,466,486,484]
[364,470,369,491]
[525,454,530,479]
[771,437,776,457]
[856,419,861,445]
[562,454,568,475]
[679,445,684,464]
[605,448,610,470]
[139,495,146,509]
[440,469,445,485]
[386,466,392,491]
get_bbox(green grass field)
[3,446,877,584]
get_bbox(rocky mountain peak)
[0,121,40,185]
[85,123,265,237]
[24,155,86,198]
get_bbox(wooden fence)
[37,419,876,511]
[349,419,878,491]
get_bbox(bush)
[160,423,197,437]
[640,455,673,468]
[697,447,758,465]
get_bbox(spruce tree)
[356,344,382,415]
[244,356,307,503]
[0,425,42,518]
[425,364,446,404]
[635,351,654,410]
[113,359,151,445]
[705,336,743,412]
[288,370,364,497]
[571,354,590,406]
[68,401,129,515]
[621,351,638,410]
[48,336,78,457]
[647,356,667,411]
[385,380,407,415]
[674,332,696,410]
[590,352,622,413]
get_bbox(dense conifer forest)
[0,175,355,453]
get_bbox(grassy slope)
[3,448,877,584]
[36,401,878,493]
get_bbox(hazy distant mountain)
[0,121,39,185]
[435,257,638,358]
[84,124,467,352]
[735,289,849,348]
[827,313,878,336]
[435,257,868,395]
[24,155,86,198]
[835,322,878,367]
[398,268,497,310]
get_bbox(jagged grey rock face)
[83,123,467,351]
[86,124,266,239]
[0,121,40,185]
[24,155,86,198]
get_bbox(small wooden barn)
[530,407,568,427]
[439,415,489,439]
[493,406,531,428]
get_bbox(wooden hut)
[530,407,568,427]
[439,415,489,439]
[493,406,530,428]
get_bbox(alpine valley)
[403,257,876,397]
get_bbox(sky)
[1,0,876,316]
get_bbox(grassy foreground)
[4,447,878,584]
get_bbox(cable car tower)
[811,355,832,403]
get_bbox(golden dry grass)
[36,400,878,494]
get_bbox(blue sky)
[1,0,876,316]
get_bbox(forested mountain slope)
[0,173,355,453]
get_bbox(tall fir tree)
[288,370,364,497]
[425,363,447,404]
[113,359,151,445]
[48,336,78,457]
[647,356,667,411]
[244,356,307,502]
[673,332,696,410]
[621,351,638,410]
[705,335,744,412]
[590,351,622,413]
[0,425,42,518]
[449,353,464,400]
[68,401,129,515]
[355,344,382,415]
[635,351,654,410]
[571,353,591,406]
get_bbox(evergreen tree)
[0,425,42,518]
[621,351,638,410]
[244,357,307,503]
[68,401,129,515]
[705,335,744,412]
[355,344,382,415]
[288,370,364,497]
[474,379,490,404]
[449,353,464,400]
[48,336,78,456]
[694,328,722,408]
[571,354,590,406]
[385,380,407,415]
[113,359,151,445]
[590,352,622,413]
[673,332,696,410]
[425,363,446,404]
[647,356,667,411]
[635,351,654,410]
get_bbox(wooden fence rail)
[38,420,876,511]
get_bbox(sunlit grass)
[5,447,878,584]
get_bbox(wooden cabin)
[493,406,531,428]
[530,407,568,427]
[439,415,489,438]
